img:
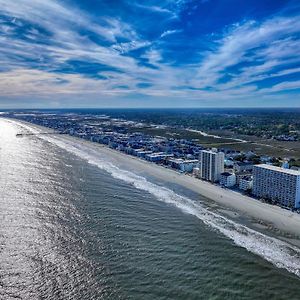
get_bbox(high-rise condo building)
[253,164,300,208]
[199,150,224,182]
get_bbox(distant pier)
[16,132,66,137]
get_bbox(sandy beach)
[11,119,300,244]
[87,139,300,238]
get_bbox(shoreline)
[9,118,300,246]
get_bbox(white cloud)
[260,80,300,93]
[160,29,181,38]
[111,41,152,53]
[0,0,300,106]
[198,17,300,76]
[190,16,300,91]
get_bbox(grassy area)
[128,127,233,144]
[208,130,300,158]
[129,126,300,159]
[203,141,300,159]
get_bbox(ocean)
[1,119,300,300]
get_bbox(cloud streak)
[0,0,300,107]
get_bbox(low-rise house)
[220,172,236,187]
[235,171,252,185]
[245,151,256,159]
[239,176,253,191]
[193,167,200,177]
[168,158,198,172]
[233,162,253,173]
[136,150,153,158]
[132,148,145,156]
[260,155,272,163]
[224,159,234,167]
[146,153,173,163]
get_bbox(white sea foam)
[16,121,300,277]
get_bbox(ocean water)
[1,119,300,300]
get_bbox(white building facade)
[220,172,236,187]
[253,164,300,208]
[168,158,199,172]
[239,176,253,191]
[199,150,224,182]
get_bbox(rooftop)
[240,176,252,181]
[235,161,253,166]
[221,172,234,177]
[201,149,222,155]
[254,164,300,176]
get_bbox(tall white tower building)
[199,150,224,182]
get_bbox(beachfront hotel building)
[199,150,224,182]
[253,164,300,209]
[220,172,236,187]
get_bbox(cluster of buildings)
[7,112,300,211]
[273,134,298,141]
[217,160,300,210]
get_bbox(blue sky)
[0,0,300,108]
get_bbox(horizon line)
[1,106,300,110]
